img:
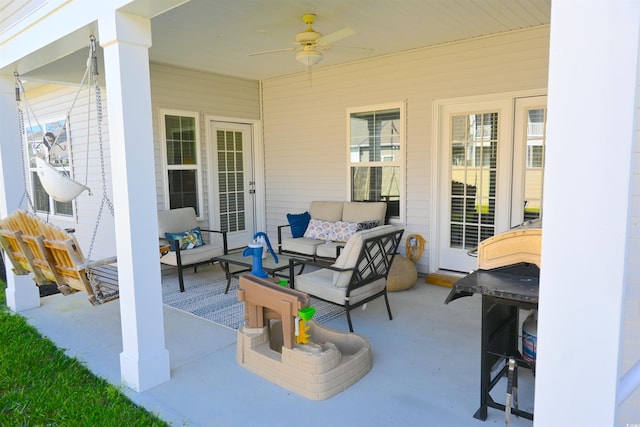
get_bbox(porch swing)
[0,36,118,305]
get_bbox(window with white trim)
[26,118,74,217]
[348,104,404,221]
[161,110,202,216]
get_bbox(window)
[161,110,202,216]
[348,104,404,220]
[26,118,74,217]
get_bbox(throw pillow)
[357,220,380,231]
[165,227,204,251]
[287,211,311,238]
[303,218,333,241]
[329,221,359,242]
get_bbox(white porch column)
[98,12,170,392]
[535,1,640,425]
[0,75,40,311]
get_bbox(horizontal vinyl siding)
[262,26,550,273]
[15,83,115,261]
[149,63,260,229]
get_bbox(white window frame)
[25,115,76,219]
[160,109,204,219]
[347,101,406,223]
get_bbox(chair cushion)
[287,211,311,238]
[294,269,387,306]
[309,201,344,222]
[165,227,204,251]
[158,207,199,237]
[160,244,225,266]
[342,201,387,224]
[315,241,344,259]
[332,225,396,287]
[281,237,323,256]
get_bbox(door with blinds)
[209,121,256,250]
[437,95,547,273]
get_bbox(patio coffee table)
[213,252,303,294]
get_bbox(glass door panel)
[449,112,498,251]
[512,96,547,227]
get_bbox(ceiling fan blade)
[318,27,355,45]
[248,47,297,56]
[323,44,374,54]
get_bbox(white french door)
[438,99,513,272]
[436,94,547,273]
[209,121,256,250]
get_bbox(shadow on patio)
[19,263,534,427]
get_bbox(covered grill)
[445,220,541,421]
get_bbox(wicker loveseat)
[277,201,387,261]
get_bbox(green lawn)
[0,279,169,426]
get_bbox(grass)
[0,279,169,427]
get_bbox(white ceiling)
[22,0,551,83]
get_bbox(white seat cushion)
[281,237,323,256]
[294,268,387,306]
[315,241,344,259]
[160,244,224,266]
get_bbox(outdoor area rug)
[162,277,345,330]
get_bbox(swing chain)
[86,69,114,261]
[14,74,35,212]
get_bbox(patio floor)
[18,264,535,427]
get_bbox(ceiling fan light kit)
[296,48,323,66]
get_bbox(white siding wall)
[261,26,550,273]
[15,83,115,261]
[149,63,260,230]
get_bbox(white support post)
[535,1,640,425]
[98,11,170,392]
[0,74,40,311]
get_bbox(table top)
[445,263,539,305]
[213,251,297,273]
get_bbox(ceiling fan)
[249,14,359,67]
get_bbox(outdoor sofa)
[278,201,387,260]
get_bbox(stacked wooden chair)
[0,210,118,305]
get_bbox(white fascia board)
[0,0,187,74]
